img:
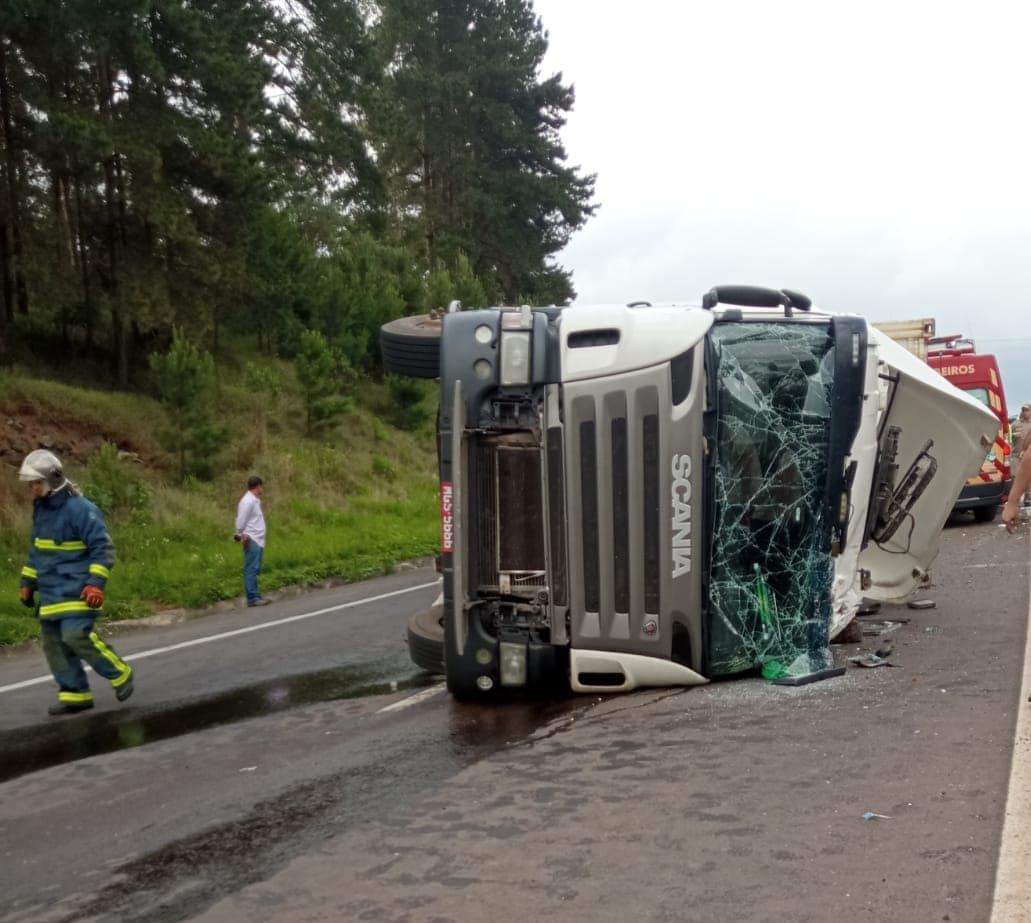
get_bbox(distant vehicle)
[926,335,1013,522]
[871,318,935,361]
[384,290,996,698]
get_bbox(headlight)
[500,331,531,386]
[499,306,533,386]
[499,641,528,686]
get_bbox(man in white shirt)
[235,475,269,607]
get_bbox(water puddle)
[0,660,436,784]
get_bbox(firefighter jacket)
[19,487,115,619]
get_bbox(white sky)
[534,0,1031,400]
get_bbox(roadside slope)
[0,368,439,646]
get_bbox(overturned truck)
[381,286,997,700]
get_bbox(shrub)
[424,263,454,313]
[244,362,283,452]
[150,329,226,481]
[372,455,395,479]
[386,374,430,431]
[83,443,151,520]
[452,253,488,309]
[296,329,353,436]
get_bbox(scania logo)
[671,454,692,579]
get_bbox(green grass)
[0,366,439,646]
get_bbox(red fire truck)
[926,335,1012,521]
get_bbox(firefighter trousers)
[40,615,133,705]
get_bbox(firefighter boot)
[114,667,134,702]
[48,699,94,716]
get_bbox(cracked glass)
[707,322,836,679]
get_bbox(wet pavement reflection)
[447,695,586,753]
[45,691,592,923]
[0,660,437,784]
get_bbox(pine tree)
[0,0,593,381]
[372,0,595,303]
[150,328,223,481]
[295,328,350,435]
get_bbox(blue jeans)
[244,541,264,602]
[40,615,132,702]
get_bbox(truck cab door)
[858,330,998,601]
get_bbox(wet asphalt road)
[0,569,443,782]
[1,519,1029,923]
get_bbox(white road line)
[0,579,441,696]
[377,683,445,714]
[991,542,1031,923]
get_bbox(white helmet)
[19,449,67,492]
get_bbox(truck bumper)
[953,479,1010,511]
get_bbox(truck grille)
[563,366,672,655]
[579,420,600,612]
[546,428,568,607]
[642,413,661,614]
[471,438,548,595]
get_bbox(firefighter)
[17,449,135,715]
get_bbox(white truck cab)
[383,285,997,699]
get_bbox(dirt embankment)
[1,403,154,473]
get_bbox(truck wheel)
[407,604,445,674]
[380,314,442,379]
[973,505,999,523]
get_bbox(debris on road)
[770,666,847,687]
[908,599,937,610]
[849,653,899,669]
[863,620,903,637]
[835,618,864,644]
[858,613,911,624]
[863,812,892,821]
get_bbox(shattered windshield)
[707,322,836,679]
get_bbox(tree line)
[0,0,595,384]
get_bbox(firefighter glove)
[19,585,34,608]
[81,585,104,609]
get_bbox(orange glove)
[81,585,105,609]
[19,585,34,608]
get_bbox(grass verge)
[0,367,439,647]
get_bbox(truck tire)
[973,504,999,523]
[407,604,445,674]
[380,314,442,379]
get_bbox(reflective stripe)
[89,563,111,579]
[34,539,87,552]
[58,690,93,704]
[89,631,132,686]
[39,601,91,617]
[21,566,37,580]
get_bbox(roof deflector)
[701,285,812,318]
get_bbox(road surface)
[1,518,1028,922]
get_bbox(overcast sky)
[533,0,1031,401]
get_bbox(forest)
[0,0,595,383]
